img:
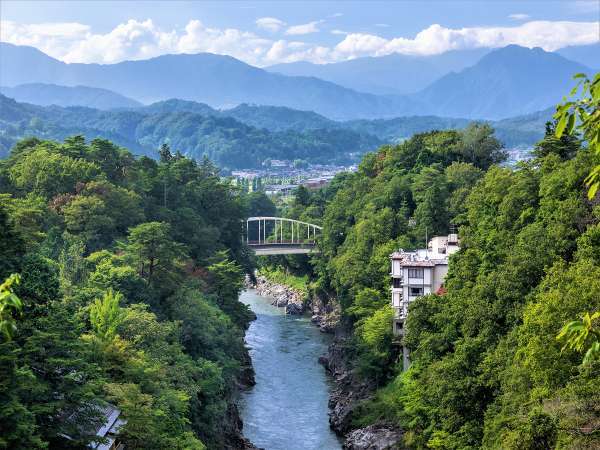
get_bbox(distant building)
[390,233,459,370]
[265,184,297,196]
[61,402,126,450]
[88,403,126,450]
[302,177,331,189]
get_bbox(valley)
[0,6,599,449]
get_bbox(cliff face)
[321,324,405,449]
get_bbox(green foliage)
[0,274,22,340]
[557,311,600,366]
[0,135,259,448]
[126,222,187,282]
[89,289,124,342]
[206,251,252,328]
[554,72,600,198]
[0,204,25,279]
[0,95,382,168]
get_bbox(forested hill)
[0,135,278,449]
[0,94,382,168]
[282,118,599,447]
[0,94,552,168]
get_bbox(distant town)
[230,159,357,196]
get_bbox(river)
[239,289,342,450]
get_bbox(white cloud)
[332,21,600,59]
[509,13,530,21]
[256,17,286,33]
[285,20,323,35]
[1,18,598,67]
[330,13,343,18]
[375,23,390,28]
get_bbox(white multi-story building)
[390,233,459,369]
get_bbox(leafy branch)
[0,274,23,340]
[557,311,600,366]
[554,72,600,198]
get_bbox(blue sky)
[1,1,599,65]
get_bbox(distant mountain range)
[0,83,141,109]
[418,45,590,119]
[0,42,593,120]
[0,42,416,120]
[0,93,552,169]
[556,43,600,69]
[267,48,491,95]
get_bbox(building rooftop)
[391,235,460,263]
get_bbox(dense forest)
[278,112,599,448]
[0,94,550,170]
[0,136,273,449]
[0,95,381,168]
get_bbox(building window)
[392,278,401,288]
[408,268,424,279]
[410,287,424,297]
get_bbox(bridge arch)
[246,217,322,254]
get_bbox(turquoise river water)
[238,289,342,450]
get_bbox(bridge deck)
[253,247,318,255]
[249,243,319,255]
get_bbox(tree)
[158,143,173,163]
[0,205,25,280]
[294,185,311,207]
[455,123,506,169]
[126,222,187,282]
[554,72,600,198]
[206,252,251,327]
[89,290,124,342]
[9,147,99,199]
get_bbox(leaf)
[555,114,568,138]
[566,113,576,134]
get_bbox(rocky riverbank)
[247,275,340,331]
[224,304,259,449]
[320,324,404,449]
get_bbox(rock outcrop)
[252,275,307,314]
[321,323,403,449]
[310,292,341,333]
[343,425,403,450]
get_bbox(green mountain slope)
[0,94,381,168]
[0,83,141,109]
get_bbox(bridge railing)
[245,217,322,246]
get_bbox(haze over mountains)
[0,42,593,120]
[0,83,141,109]
[266,48,491,95]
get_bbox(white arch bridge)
[246,217,322,255]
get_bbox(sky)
[1,0,599,66]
